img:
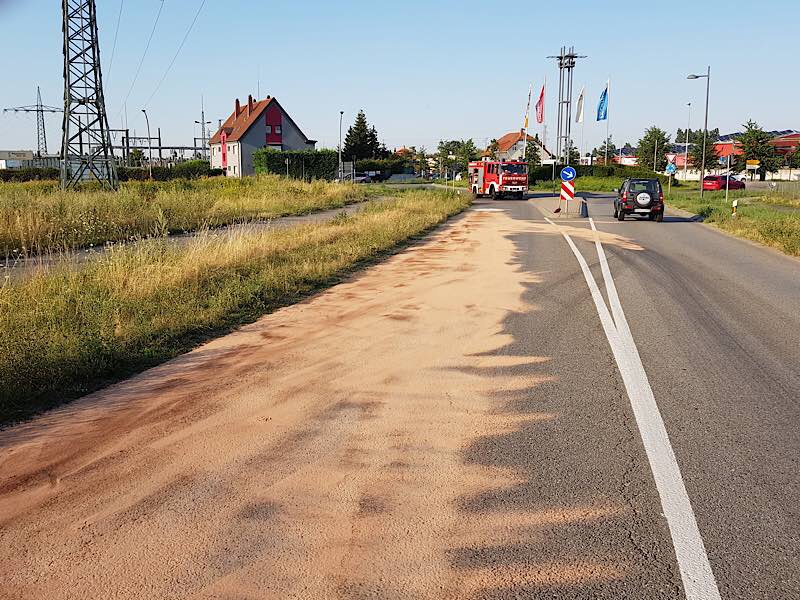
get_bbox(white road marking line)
[546,217,721,600]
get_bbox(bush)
[253,149,339,180]
[528,164,678,187]
[0,168,60,183]
[118,161,223,182]
[354,158,411,180]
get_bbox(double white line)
[546,217,722,600]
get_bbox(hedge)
[0,168,60,182]
[528,164,679,187]
[253,149,339,180]
[354,158,412,179]
[0,162,223,183]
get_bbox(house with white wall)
[209,95,316,177]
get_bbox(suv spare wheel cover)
[635,192,651,206]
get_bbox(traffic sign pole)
[559,166,577,215]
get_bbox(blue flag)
[597,83,608,121]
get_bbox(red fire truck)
[468,159,529,199]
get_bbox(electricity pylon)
[61,0,118,190]
[3,87,62,157]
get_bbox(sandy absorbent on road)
[0,208,627,599]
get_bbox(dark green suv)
[614,178,664,221]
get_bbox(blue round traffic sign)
[665,163,677,175]
[560,166,577,181]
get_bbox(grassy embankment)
[0,189,471,425]
[0,175,371,256]
[666,189,799,256]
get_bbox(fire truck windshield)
[501,164,528,175]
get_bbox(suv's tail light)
[659,191,664,202]
[622,192,628,201]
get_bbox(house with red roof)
[491,130,553,161]
[209,95,316,177]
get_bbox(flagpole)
[605,78,610,165]
[522,83,532,160]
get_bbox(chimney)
[235,98,241,116]
[248,94,254,116]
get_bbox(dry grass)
[0,189,471,424]
[0,175,369,256]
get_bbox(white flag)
[575,87,585,123]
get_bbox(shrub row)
[0,161,223,184]
[528,164,678,187]
[253,149,339,180]
[0,168,60,183]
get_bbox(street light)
[687,66,710,197]
[141,109,153,180]
[338,111,344,181]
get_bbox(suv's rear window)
[704,176,719,181]
[628,180,660,193]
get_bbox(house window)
[266,125,272,134]
[275,125,282,134]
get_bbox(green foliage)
[0,168,60,183]
[253,148,339,180]
[669,190,799,256]
[637,126,671,171]
[437,139,480,174]
[525,140,541,167]
[735,120,781,180]
[528,164,677,188]
[689,135,720,172]
[676,127,719,145]
[488,139,499,159]
[342,110,387,160]
[592,137,616,164]
[354,157,411,179]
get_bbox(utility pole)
[547,46,587,165]
[338,110,344,181]
[3,86,62,158]
[142,109,153,180]
[61,0,117,190]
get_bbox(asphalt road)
[0,192,797,599]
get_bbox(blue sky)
[0,0,797,155]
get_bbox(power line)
[106,0,125,84]
[143,0,207,109]
[117,0,165,117]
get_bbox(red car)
[703,175,745,191]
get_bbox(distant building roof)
[718,129,799,142]
[493,130,553,158]
[209,95,314,145]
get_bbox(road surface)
[0,193,797,599]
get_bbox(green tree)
[788,148,800,169]
[736,120,780,181]
[637,126,671,171]
[414,146,428,176]
[343,110,380,160]
[524,139,541,167]
[487,139,499,159]
[437,139,479,174]
[593,136,616,164]
[689,135,720,173]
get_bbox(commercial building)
[209,95,316,177]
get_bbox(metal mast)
[547,46,586,165]
[3,87,62,157]
[61,0,118,190]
